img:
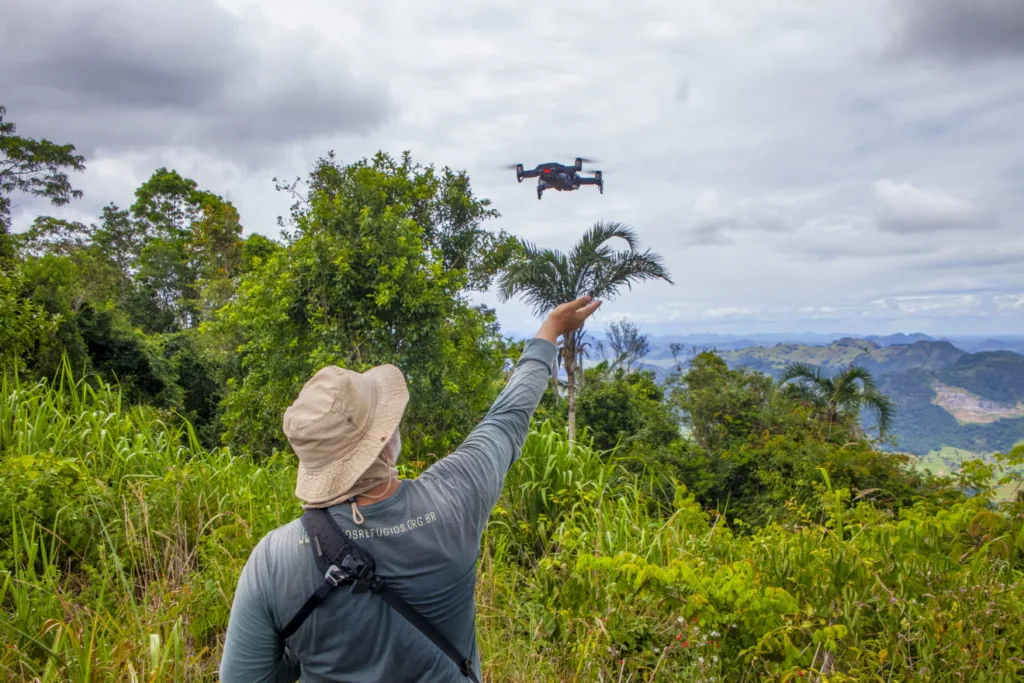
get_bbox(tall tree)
[0,105,86,262]
[604,320,650,372]
[780,362,895,440]
[92,203,147,278]
[211,151,511,457]
[497,222,673,442]
[129,168,243,330]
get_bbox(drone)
[507,157,604,200]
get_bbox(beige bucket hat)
[283,364,409,505]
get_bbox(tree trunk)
[551,349,561,406]
[564,335,578,444]
[566,362,577,444]
[577,346,585,393]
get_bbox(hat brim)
[293,364,409,506]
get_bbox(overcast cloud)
[3,0,1022,337]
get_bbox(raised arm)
[423,296,601,532]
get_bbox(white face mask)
[382,429,401,465]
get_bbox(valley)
[580,334,1024,458]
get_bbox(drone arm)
[520,169,540,178]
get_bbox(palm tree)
[780,362,895,440]
[497,221,673,442]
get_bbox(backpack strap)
[280,508,480,683]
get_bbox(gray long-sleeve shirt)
[219,337,556,683]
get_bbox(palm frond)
[592,249,674,296]
[497,241,576,316]
[835,365,879,395]
[780,362,826,385]
[571,221,640,261]
[781,382,817,402]
[497,222,672,352]
[861,388,896,438]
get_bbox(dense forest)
[3,107,1024,681]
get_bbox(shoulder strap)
[280,508,480,683]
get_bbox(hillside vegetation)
[2,367,1024,681]
[719,340,1024,455]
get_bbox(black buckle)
[459,659,473,676]
[340,554,372,580]
[351,574,385,594]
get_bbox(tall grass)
[2,365,1023,681]
[0,362,297,681]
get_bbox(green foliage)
[238,232,282,275]
[2,361,1023,681]
[576,363,678,453]
[212,151,511,459]
[16,255,175,405]
[0,264,58,372]
[155,330,227,447]
[664,352,945,526]
[0,366,297,681]
[670,352,780,452]
[0,104,86,261]
[780,362,896,439]
[482,426,1024,681]
[128,168,244,331]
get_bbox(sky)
[3,0,1023,338]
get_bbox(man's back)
[219,336,559,682]
[225,472,487,682]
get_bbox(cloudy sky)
[4,0,1023,337]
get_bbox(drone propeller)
[555,155,601,164]
[502,163,524,170]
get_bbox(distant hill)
[718,338,967,376]
[865,333,936,346]
[623,333,1024,357]
[715,339,1024,455]
[942,337,1024,355]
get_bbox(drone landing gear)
[537,185,543,200]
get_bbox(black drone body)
[510,157,604,200]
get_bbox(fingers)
[565,299,602,330]
[576,299,602,318]
[555,295,593,314]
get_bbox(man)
[220,295,602,682]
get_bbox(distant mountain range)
[577,333,1024,456]
[633,332,1024,357]
[717,338,1024,455]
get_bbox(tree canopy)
[211,151,516,457]
[0,105,86,262]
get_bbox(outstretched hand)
[536,296,603,344]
